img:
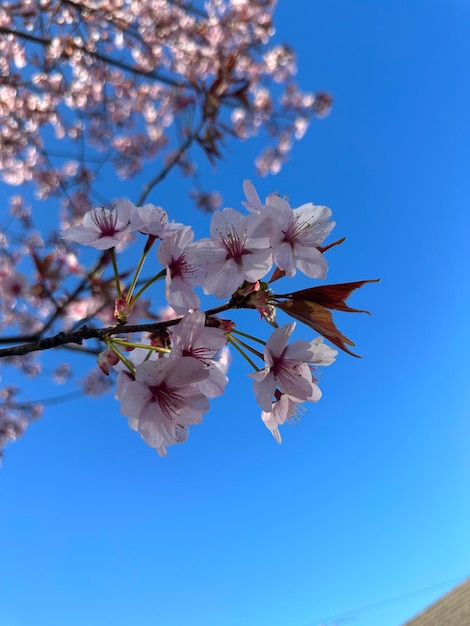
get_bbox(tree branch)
[136,117,206,206]
[0,25,186,89]
[0,301,235,358]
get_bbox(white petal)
[274,242,296,276]
[188,240,226,270]
[203,260,243,299]
[278,368,313,402]
[119,381,151,419]
[210,207,245,238]
[242,179,263,212]
[242,248,273,282]
[295,245,328,279]
[310,337,338,365]
[197,365,228,398]
[265,324,295,358]
[61,225,99,245]
[253,373,277,412]
[138,413,166,450]
[167,276,200,314]
[165,357,209,387]
[285,340,314,363]
[308,383,322,403]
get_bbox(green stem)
[130,269,166,304]
[227,336,260,372]
[111,338,170,354]
[229,334,264,360]
[231,328,267,346]
[110,248,121,299]
[107,342,135,374]
[126,235,157,302]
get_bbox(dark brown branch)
[0,301,234,358]
[136,117,206,206]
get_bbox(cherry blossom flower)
[191,208,273,299]
[261,393,304,444]
[258,337,338,443]
[61,295,111,331]
[0,1,375,462]
[157,227,206,314]
[170,310,228,397]
[0,271,28,302]
[118,356,210,457]
[250,323,320,413]
[80,370,113,397]
[52,363,72,385]
[0,1,329,216]
[130,203,183,238]
[264,192,335,278]
[310,337,338,366]
[61,200,137,250]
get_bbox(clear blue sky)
[1,1,470,625]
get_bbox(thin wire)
[304,574,469,626]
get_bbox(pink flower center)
[270,354,300,382]
[90,207,119,237]
[282,214,309,246]
[168,253,193,279]
[182,345,210,360]
[220,227,248,264]
[148,383,184,420]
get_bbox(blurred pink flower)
[61,200,137,250]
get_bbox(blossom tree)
[0,0,376,460]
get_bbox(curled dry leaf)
[274,280,380,357]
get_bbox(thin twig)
[0,300,235,358]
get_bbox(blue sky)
[1,1,470,625]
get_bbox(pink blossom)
[170,310,228,397]
[61,295,110,330]
[0,271,28,301]
[310,337,338,366]
[52,363,72,385]
[118,357,210,456]
[157,227,206,314]
[191,208,273,299]
[250,323,320,412]
[80,370,114,397]
[261,393,304,444]
[0,1,326,207]
[259,337,337,443]
[130,203,183,238]
[61,200,137,250]
[264,192,335,278]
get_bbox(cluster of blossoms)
[0,0,331,219]
[43,180,374,456]
[0,2,374,461]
